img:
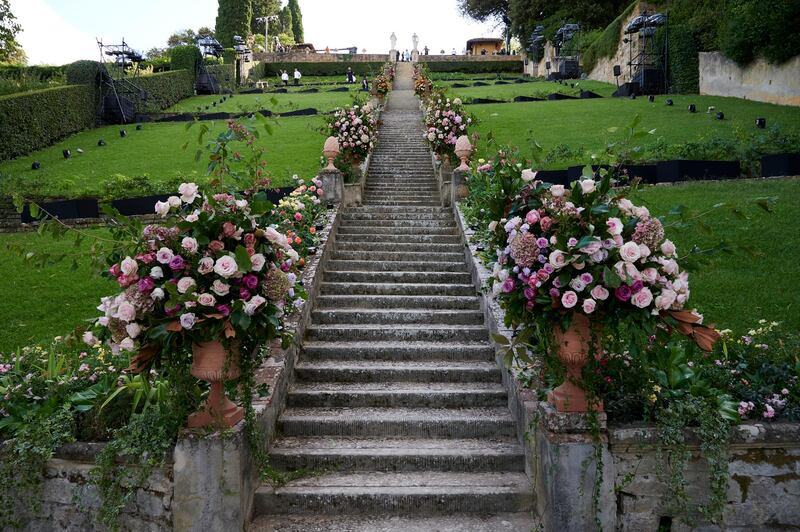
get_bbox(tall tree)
[167,29,197,48]
[287,0,304,43]
[251,0,281,35]
[216,0,253,48]
[0,0,23,64]
[279,5,294,42]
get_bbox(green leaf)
[492,333,510,345]
[28,203,40,219]
[235,245,252,272]
[604,266,622,288]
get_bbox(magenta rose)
[501,278,515,293]
[631,280,645,293]
[243,274,259,290]
[169,255,186,271]
[137,277,155,293]
[615,285,632,301]
[216,304,231,317]
[239,288,251,300]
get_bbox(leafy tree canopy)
[0,0,24,64]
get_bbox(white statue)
[390,32,397,50]
[412,33,419,52]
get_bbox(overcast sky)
[11,0,501,65]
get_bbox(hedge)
[418,60,524,74]
[170,45,202,77]
[0,85,96,161]
[667,24,699,94]
[259,61,385,77]
[206,64,236,92]
[135,70,195,112]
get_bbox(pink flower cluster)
[329,104,378,162]
[422,97,471,157]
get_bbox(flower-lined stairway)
[250,63,535,530]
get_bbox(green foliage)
[260,61,384,77]
[666,24,699,94]
[287,0,304,43]
[135,70,195,112]
[215,0,253,48]
[0,85,96,160]
[206,63,236,93]
[279,5,293,43]
[169,45,202,77]
[581,1,636,73]
[418,60,523,74]
[0,64,64,82]
[0,0,23,64]
[720,0,800,65]
[64,60,103,87]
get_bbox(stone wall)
[254,52,389,63]
[587,2,655,84]
[421,54,523,63]
[15,443,172,532]
[699,52,800,107]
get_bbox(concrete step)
[294,361,500,383]
[300,341,493,362]
[253,472,532,514]
[279,407,518,438]
[334,242,464,253]
[323,270,472,285]
[364,201,441,206]
[335,234,461,244]
[350,205,449,214]
[326,260,466,273]
[312,308,481,325]
[250,512,536,532]
[337,226,455,236]
[364,195,440,202]
[305,324,488,343]
[341,213,453,222]
[286,382,507,408]
[313,295,480,310]
[332,251,465,263]
[319,282,476,296]
[268,437,524,472]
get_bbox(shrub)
[667,24,700,94]
[170,45,202,77]
[0,64,64,82]
[259,61,384,77]
[206,64,236,92]
[720,0,800,66]
[135,70,195,112]
[0,85,96,160]
[65,60,103,87]
[418,60,523,74]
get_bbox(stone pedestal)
[389,49,398,62]
[319,168,343,204]
[411,50,420,62]
[451,167,469,206]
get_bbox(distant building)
[466,38,504,56]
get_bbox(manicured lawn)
[469,95,800,167]
[0,117,325,198]
[632,178,800,334]
[446,79,618,99]
[167,87,366,114]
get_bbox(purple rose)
[631,280,644,293]
[239,288,251,300]
[243,274,259,290]
[524,287,535,300]
[501,278,515,293]
[216,304,231,317]
[165,303,182,316]
[553,278,562,289]
[169,255,185,271]
[615,285,632,302]
[280,262,291,272]
[549,288,560,298]
[137,277,155,293]
[536,238,549,249]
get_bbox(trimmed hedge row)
[135,70,195,112]
[0,64,65,82]
[418,60,524,74]
[170,45,202,77]
[259,61,385,77]
[207,64,236,92]
[0,85,96,161]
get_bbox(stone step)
[313,294,480,310]
[253,472,532,515]
[312,308,481,325]
[323,270,472,285]
[278,407,518,438]
[319,282,475,296]
[326,260,466,272]
[341,212,453,222]
[350,205,449,213]
[337,226,455,236]
[286,382,507,408]
[294,361,500,383]
[338,219,455,229]
[364,194,440,201]
[336,234,460,244]
[300,341,493,362]
[364,201,441,206]
[305,324,488,343]
[332,251,465,263]
[334,242,464,253]
[250,512,536,532]
[268,437,523,471]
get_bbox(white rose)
[182,237,199,254]
[580,179,596,194]
[180,313,196,330]
[521,169,537,182]
[115,301,136,322]
[488,221,498,232]
[198,257,214,275]
[151,288,165,300]
[661,258,680,275]
[197,293,216,307]
[126,322,142,339]
[119,337,136,352]
[550,185,565,197]
[150,266,164,279]
[661,239,676,257]
[639,244,651,259]
[606,217,623,236]
[212,280,230,296]
[264,227,288,248]
[549,250,568,269]
[120,256,138,276]
[287,248,299,262]
[167,196,181,208]
[655,289,677,310]
[635,206,650,219]
[178,182,199,203]
[250,254,266,272]
[177,277,196,294]
[244,295,267,316]
[618,198,634,215]
[620,242,641,262]
[569,278,587,292]
[154,201,170,218]
[213,256,238,278]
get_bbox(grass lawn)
[167,87,367,114]
[469,95,800,167]
[632,178,800,334]
[1,178,795,352]
[446,79,617,99]
[0,116,325,198]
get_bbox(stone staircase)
[250,67,533,531]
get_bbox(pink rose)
[606,217,623,236]
[642,268,658,283]
[550,185,566,198]
[579,179,596,194]
[661,239,676,257]
[582,299,597,314]
[177,277,196,294]
[197,293,216,307]
[120,257,138,277]
[214,256,238,278]
[178,182,199,203]
[631,287,654,308]
[212,280,230,296]
[522,169,538,182]
[620,242,641,262]
[115,301,136,323]
[250,254,266,272]
[561,291,579,308]
[525,210,539,225]
[198,257,214,275]
[156,247,174,264]
[591,285,609,300]
[655,289,677,310]
[180,313,196,330]
[182,237,199,254]
[548,250,568,270]
[208,240,225,253]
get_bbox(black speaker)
[665,99,673,106]
[756,117,766,129]
[31,161,41,170]
[716,112,724,120]
[136,124,143,130]
[120,129,127,137]
[62,149,71,159]
[98,139,106,146]
[613,65,621,77]
[648,95,655,103]
[630,94,637,100]
[688,104,696,113]
[545,61,551,70]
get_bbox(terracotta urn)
[547,313,604,413]
[454,135,473,171]
[187,340,244,429]
[322,136,340,171]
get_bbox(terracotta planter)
[187,340,244,429]
[547,313,604,413]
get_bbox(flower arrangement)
[413,65,433,98]
[383,63,395,81]
[275,175,328,258]
[372,74,391,98]
[325,103,378,168]
[488,168,718,351]
[422,95,473,163]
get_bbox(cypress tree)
[215,0,253,48]
[288,0,304,44]
[280,5,293,41]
